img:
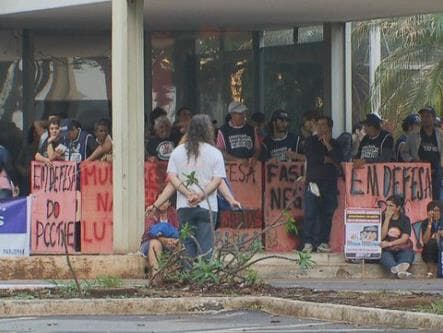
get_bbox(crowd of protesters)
[143,103,443,279]
[0,112,113,200]
[0,100,441,279]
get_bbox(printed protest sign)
[0,197,31,256]
[263,161,304,251]
[344,208,382,259]
[80,161,113,253]
[31,161,77,253]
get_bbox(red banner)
[80,162,113,253]
[31,161,77,253]
[145,161,169,207]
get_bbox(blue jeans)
[380,249,415,271]
[303,181,338,247]
[177,207,217,263]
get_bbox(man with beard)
[260,110,303,162]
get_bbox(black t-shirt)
[304,135,341,182]
[394,134,407,162]
[383,214,411,242]
[418,129,440,171]
[358,129,393,162]
[146,135,179,161]
[421,219,440,240]
[261,132,301,161]
[218,123,256,158]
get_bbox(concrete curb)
[0,296,442,329]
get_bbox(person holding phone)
[421,201,443,278]
[380,195,414,279]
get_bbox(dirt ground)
[0,284,441,313]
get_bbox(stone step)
[253,252,428,279]
[0,253,429,280]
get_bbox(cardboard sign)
[344,208,382,259]
[0,197,31,256]
[215,226,261,250]
[80,161,113,253]
[31,161,77,253]
[345,163,431,222]
[343,162,432,249]
[263,161,304,251]
[330,178,346,252]
[225,161,262,209]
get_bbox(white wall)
[0,0,108,15]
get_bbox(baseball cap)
[419,106,436,117]
[228,101,248,114]
[403,113,421,126]
[271,109,290,121]
[362,113,383,127]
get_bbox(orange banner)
[343,163,431,225]
[225,161,262,209]
[263,161,304,251]
[31,161,77,253]
[80,161,113,253]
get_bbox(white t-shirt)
[167,143,226,211]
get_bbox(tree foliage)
[353,15,443,134]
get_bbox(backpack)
[148,222,179,239]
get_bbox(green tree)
[354,15,443,135]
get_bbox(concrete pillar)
[112,0,145,253]
[369,24,381,114]
[344,23,353,133]
[330,23,352,137]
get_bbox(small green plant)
[94,276,123,288]
[183,171,199,188]
[179,222,194,240]
[297,251,315,271]
[189,258,223,286]
[14,292,35,300]
[283,210,298,236]
[244,268,262,286]
[424,299,443,315]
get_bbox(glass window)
[196,32,253,124]
[151,34,176,118]
[297,25,324,44]
[262,29,294,47]
[33,32,111,133]
[261,27,326,132]
[0,30,22,129]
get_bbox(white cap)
[228,101,248,114]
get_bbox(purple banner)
[0,197,28,234]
